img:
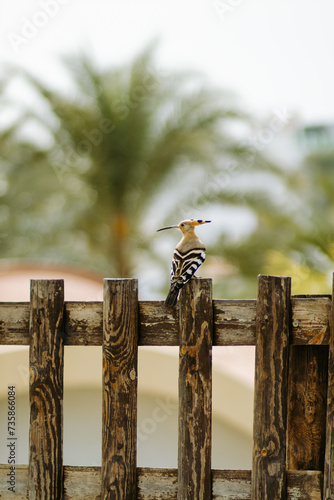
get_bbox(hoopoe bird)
[157,219,211,306]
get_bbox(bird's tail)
[165,282,181,307]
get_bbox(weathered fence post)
[178,278,213,500]
[28,279,64,500]
[252,275,290,500]
[101,279,138,499]
[323,273,334,499]
[0,273,332,498]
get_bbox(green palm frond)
[0,45,297,292]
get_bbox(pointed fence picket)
[0,275,333,499]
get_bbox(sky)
[1,0,334,124]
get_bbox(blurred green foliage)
[0,48,333,298]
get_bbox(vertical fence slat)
[28,279,64,500]
[178,278,213,500]
[101,279,138,499]
[287,345,327,471]
[323,273,334,499]
[251,275,290,500]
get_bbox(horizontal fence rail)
[0,275,333,499]
[0,297,331,347]
[0,465,324,499]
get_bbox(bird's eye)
[180,223,184,227]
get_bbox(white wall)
[0,347,253,468]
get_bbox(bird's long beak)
[157,225,179,232]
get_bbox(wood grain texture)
[0,466,323,500]
[213,300,256,345]
[291,296,331,345]
[252,275,291,500]
[0,465,29,499]
[324,275,334,499]
[65,302,103,345]
[0,302,30,344]
[64,466,101,499]
[287,345,328,471]
[178,278,213,500]
[212,469,251,499]
[28,280,64,500]
[2,276,333,499]
[102,279,138,500]
[0,296,332,346]
[137,468,178,500]
[139,301,178,345]
[287,470,323,500]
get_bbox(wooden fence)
[0,275,334,499]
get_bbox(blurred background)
[0,0,333,470]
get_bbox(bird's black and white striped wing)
[170,247,206,285]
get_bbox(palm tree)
[0,47,287,297]
[281,147,334,293]
[220,146,334,296]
